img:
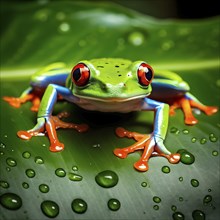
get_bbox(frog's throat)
[74,94,148,103]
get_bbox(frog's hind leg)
[170,93,218,125]
[3,87,41,111]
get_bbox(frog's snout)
[103,83,126,96]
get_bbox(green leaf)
[0,1,219,220]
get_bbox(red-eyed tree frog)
[3,58,218,172]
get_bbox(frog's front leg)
[114,98,180,172]
[17,84,89,152]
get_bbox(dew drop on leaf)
[153,196,161,203]
[55,168,66,177]
[161,166,170,174]
[6,157,17,167]
[34,156,44,164]
[95,170,119,188]
[68,173,83,181]
[191,179,199,187]
[172,211,185,220]
[41,200,59,218]
[178,149,195,165]
[0,181,9,189]
[71,198,87,214]
[22,182,29,189]
[212,150,218,156]
[22,151,31,159]
[203,195,212,205]
[25,169,36,178]
[108,198,121,211]
[39,184,50,193]
[0,193,22,210]
[192,210,206,220]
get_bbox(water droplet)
[203,195,212,204]
[72,166,78,171]
[177,27,190,36]
[179,177,183,182]
[0,193,22,210]
[212,150,218,156]
[41,200,59,218]
[78,40,86,47]
[173,211,185,220]
[208,189,212,192]
[161,40,174,50]
[179,197,183,202]
[182,129,189,134]
[153,196,161,203]
[200,138,207,145]
[39,184,50,193]
[108,198,121,211]
[34,9,49,22]
[22,151,31,159]
[209,133,217,142]
[171,205,177,212]
[191,179,199,187]
[58,22,70,33]
[158,29,167,37]
[0,151,4,156]
[68,173,83,181]
[153,205,159,210]
[34,156,44,164]
[56,12,66,21]
[192,210,205,220]
[55,168,66,177]
[6,167,11,172]
[95,170,119,188]
[191,137,197,143]
[128,31,145,46]
[22,182,29,189]
[6,157,17,167]
[0,181,9,188]
[170,127,180,134]
[141,182,147,187]
[71,199,87,214]
[25,169,36,178]
[161,166,170,174]
[216,79,220,87]
[0,143,6,148]
[178,149,195,165]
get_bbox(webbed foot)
[17,112,89,152]
[3,94,41,112]
[113,127,180,172]
[169,97,218,125]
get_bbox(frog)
[3,58,218,172]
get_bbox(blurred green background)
[0,1,219,220]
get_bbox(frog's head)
[67,58,154,102]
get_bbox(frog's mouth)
[74,94,148,103]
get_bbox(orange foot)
[169,97,218,125]
[113,127,180,172]
[3,93,41,112]
[17,112,89,152]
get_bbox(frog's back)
[150,69,190,101]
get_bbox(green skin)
[3,58,218,171]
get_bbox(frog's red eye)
[71,63,90,86]
[137,63,154,86]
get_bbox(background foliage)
[0,1,219,220]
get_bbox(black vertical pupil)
[145,68,152,81]
[73,68,81,81]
